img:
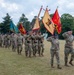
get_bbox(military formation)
[0,29,74,69]
[0,31,44,57]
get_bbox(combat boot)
[57,65,62,69]
[25,51,28,57]
[69,59,74,66]
[51,64,55,68]
[65,60,69,67]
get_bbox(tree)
[59,13,74,39]
[18,14,31,31]
[1,13,11,33]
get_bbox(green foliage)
[1,13,11,33]
[59,13,74,39]
[0,23,3,33]
[40,19,46,34]
[18,14,31,31]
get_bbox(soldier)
[38,32,44,56]
[33,32,39,56]
[26,31,32,57]
[47,34,62,69]
[62,29,74,66]
[7,34,11,48]
[31,32,36,56]
[23,34,29,57]
[4,34,8,48]
[17,33,23,54]
[24,31,32,57]
[11,33,17,52]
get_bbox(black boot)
[65,60,69,67]
[51,64,55,68]
[25,51,28,57]
[69,59,74,66]
[57,65,62,69]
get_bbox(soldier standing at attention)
[17,33,23,55]
[47,34,62,69]
[62,29,74,66]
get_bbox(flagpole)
[38,6,43,18]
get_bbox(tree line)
[0,13,74,39]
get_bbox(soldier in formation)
[0,32,44,57]
[47,34,62,69]
[17,33,23,54]
[23,31,44,57]
[11,33,17,52]
[62,29,74,66]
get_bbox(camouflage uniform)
[4,34,8,48]
[33,35,39,56]
[31,34,36,56]
[47,36,61,69]
[26,35,32,57]
[62,31,74,66]
[7,34,11,48]
[38,34,44,56]
[17,33,23,54]
[24,34,29,57]
[11,33,17,52]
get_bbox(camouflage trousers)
[25,43,32,57]
[17,44,22,54]
[50,50,60,66]
[32,43,38,56]
[38,43,44,56]
[12,42,17,52]
[64,47,74,64]
[4,40,10,48]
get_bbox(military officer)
[47,34,62,69]
[62,29,74,66]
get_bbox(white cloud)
[67,3,74,9]
[0,0,74,24]
[0,0,20,12]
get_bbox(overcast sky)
[0,0,74,24]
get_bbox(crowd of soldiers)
[0,31,44,57]
[0,29,74,69]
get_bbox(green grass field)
[0,40,74,75]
